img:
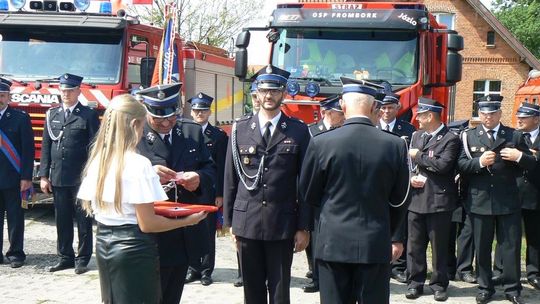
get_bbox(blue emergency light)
[73,0,89,11]
[0,0,9,11]
[9,0,26,10]
[305,82,320,98]
[286,81,300,97]
[99,1,111,14]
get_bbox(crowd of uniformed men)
[1,64,540,304]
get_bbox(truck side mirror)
[446,34,464,84]
[235,31,251,80]
[140,57,156,88]
[236,31,251,48]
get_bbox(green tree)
[128,0,263,49]
[492,0,540,58]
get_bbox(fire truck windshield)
[0,27,123,84]
[271,28,418,86]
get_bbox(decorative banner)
[151,1,180,85]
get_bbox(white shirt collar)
[64,102,79,113]
[323,120,332,131]
[429,123,445,137]
[201,122,209,133]
[380,118,396,131]
[0,107,7,118]
[259,111,282,136]
[526,127,540,143]
[159,130,173,141]
[482,123,501,138]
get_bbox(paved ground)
[1,206,539,303]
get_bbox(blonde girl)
[77,94,206,304]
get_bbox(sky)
[247,0,494,65]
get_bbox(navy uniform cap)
[59,73,83,89]
[417,97,445,114]
[516,102,540,117]
[340,76,384,97]
[0,77,12,92]
[256,65,291,90]
[188,92,213,110]
[319,95,342,112]
[382,93,400,105]
[137,83,182,118]
[476,94,503,113]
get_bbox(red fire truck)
[512,69,540,127]
[234,1,463,124]
[0,0,242,163]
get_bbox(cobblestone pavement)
[1,206,539,304]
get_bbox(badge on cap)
[266,65,272,74]
[157,91,165,100]
[198,93,203,98]
[64,74,69,79]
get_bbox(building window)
[472,80,502,117]
[487,31,496,47]
[433,13,455,30]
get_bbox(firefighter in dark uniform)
[136,83,216,304]
[493,102,540,290]
[376,91,415,283]
[0,78,34,268]
[405,98,461,302]
[184,92,228,286]
[457,95,535,304]
[299,76,410,304]
[223,65,311,304]
[39,73,99,275]
[303,94,344,293]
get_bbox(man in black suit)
[39,73,99,275]
[303,95,344,294]
[299,77,410,304]
[0,78,34,268]
[184,92,229,286]
[223,65,311,304]
[458,95,535,304]
[405,98,460,302]
[376,92,416,283]
[136,83,216,304]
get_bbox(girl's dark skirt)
[96,223,161,304]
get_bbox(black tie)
[263,122,272,147]
[65,109,71,120]
[163,134,171,146]
[422,133,432,149]
[487,129,495,145]
[385,124,390,131]
[524,132,533,148]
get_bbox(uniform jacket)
[223,112,311,241]
[518,128,540,210]
[0,106,35,189]
[39,103,99,186]
[202,123,228,200]
[409,126,460,214]
[308,120,328,137]
[137,118,216,266]
[299,117,410,264]
[458,124,536,215]
[377,119,416,143]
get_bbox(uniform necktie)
[65,109,71,120]
[263,122,272,147]
[385,124,390,131]
[163,134,171,146]
[422,133,432,149]
[523,132,533,148]
[487,129,496,145]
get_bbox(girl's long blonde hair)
[81,94,147,214]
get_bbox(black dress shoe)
[10,260,24,268]
[476,291,494,304]
[434,290,448,302]
[233,276,243,287]
[405,288,423,299]
[305,270,313,279]
[48,261,75,272]
[200,275,213,286]
[527,277,540,290]
[505,295,526,304]
[302,281,319,293]
[492,275,503,286]
[391,271,407,283]
[185,271,200,284]
[75,265,89,275]
[460,272,478,284]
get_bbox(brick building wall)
[424,0,531,125]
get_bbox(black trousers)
[523,209,540,279]
[306,211,320,283]
[160,264,189,304]
[188,214,216,277]
[318,260,390,304]
[96,224,161,304]
[471,212,522,296]
[237,237,294,304]
[392,213,408,275]
[52,186,93,265]
[407,210,452,291]
[456,212,475,276]
[0,186,25,262]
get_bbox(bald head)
[340,92,377,121]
